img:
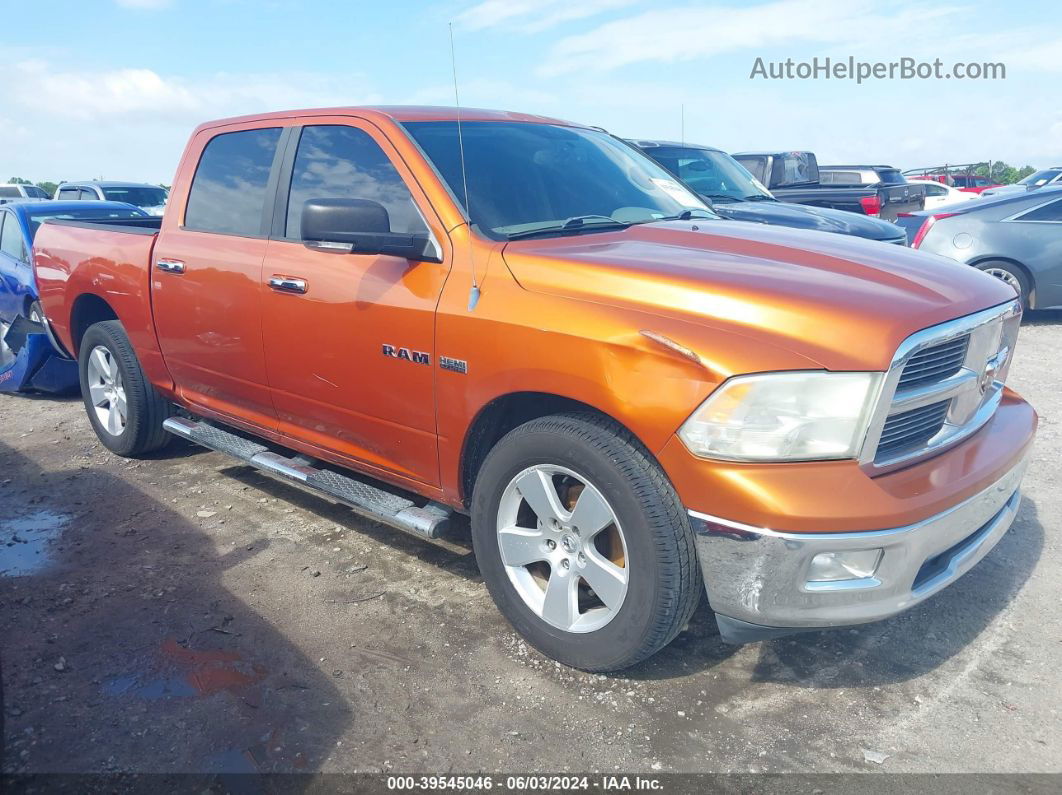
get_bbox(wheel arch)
[967,256,1037,308]
[69,293,119,355]
[458,391,657,508]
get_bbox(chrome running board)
[163,416,452,539]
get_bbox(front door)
[260,121,450,486]
[151,124,286,430]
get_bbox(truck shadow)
[626,497,1044,685]
[214,450,1045,690]
[218,464,482,584]
[0,441,351,780]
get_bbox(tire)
[471,412,701,672]
[976,261,1031,309]
[78,320,172,457]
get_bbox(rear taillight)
[899,211,959,249]
[859,196,882,216]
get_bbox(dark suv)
[633,140,907,245]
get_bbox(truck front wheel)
[78,320,172,457]
[471,413,701,672]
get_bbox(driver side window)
[285,125,429,239]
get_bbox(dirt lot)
[1,312,1060,777]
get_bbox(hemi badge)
[440,356,468,374]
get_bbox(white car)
[920,180,980,210]
[53,181,168,216]
[0,183,50,204]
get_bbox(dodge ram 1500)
[33,107,1036,671]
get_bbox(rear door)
[0,210,30,321]
[151,123,287,430]
[259,118,450,486]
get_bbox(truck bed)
[773,182,924,221]
[33,217,164,379]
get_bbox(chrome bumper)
[689,455,1028,643]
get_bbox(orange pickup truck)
[33,107,1036,671]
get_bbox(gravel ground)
[1,311,1059,777]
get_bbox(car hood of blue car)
[710,198,905,242]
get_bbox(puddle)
[103,638,266,701]
[0,510,70,577]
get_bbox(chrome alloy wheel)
[86,345,127,436]
[497,465,629,633]
[982,267,1023,296]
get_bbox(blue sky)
[2,0,1059,183]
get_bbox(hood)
[712,199,904,242]
[502,220,1015,373]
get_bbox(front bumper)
[690,453,1028,643]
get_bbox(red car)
[907,172,1002,195]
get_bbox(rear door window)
[1016,199,1062,222]
[184,127,283,236]
[820,170,863,184]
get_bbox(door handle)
[268,276,308,294]
[156,259,185,274]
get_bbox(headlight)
[678,371,881,462]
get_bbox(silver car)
[53,180,168,216]
[981,167,1062,199]
[896,185,1062,309]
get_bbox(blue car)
[0,200,148,393]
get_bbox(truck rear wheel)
[78,320,172,457]
[471,413,701,672]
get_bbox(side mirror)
[301,198,439,261]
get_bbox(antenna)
[680,104,685,147]
[449,22,480,311]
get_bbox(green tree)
[7,176,32,184]
[974,162,1038,184]
[37,181,59,196]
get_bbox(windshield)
[24,186,49,198]
[27,207,146,240]
[1019,169,1062,186]
[101,186,168,207]
[403,121,713,238]
[641,146,772,202]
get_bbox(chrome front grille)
[876,400,951,458]
[896,336,969,390]
[861,300,1022,471]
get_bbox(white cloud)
[539,0,962,75]
[0,61,379,182]
[114,0,173,9]
[456,0,635,33]
[998,38,1062,72]
[10,60,376,121]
